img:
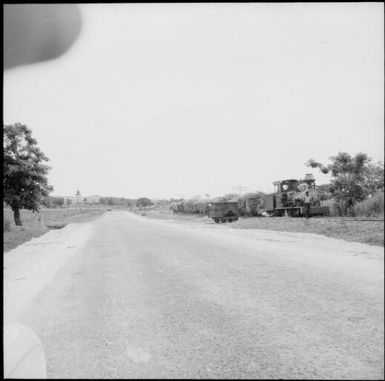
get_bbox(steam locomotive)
[263,174,329,217]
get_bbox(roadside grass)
[3,207,106,253]
[353,191,384,218]
[230,216,384,247]
[321,199,344,216]
[139,209,384,247]
[321,193,384,218]
[4,218,11,232]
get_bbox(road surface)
[4,212,384,379]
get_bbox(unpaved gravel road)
[4,211,384,379]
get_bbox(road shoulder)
[4,220,98,322]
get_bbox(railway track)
[311,217,384,222]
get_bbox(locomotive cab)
[274,179,300,209]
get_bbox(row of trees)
[99,197,134,207]
[41,196,66,208]
[98,197,154,208]
[40,196,80,208]
[38,195,155,209]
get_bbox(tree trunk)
[13,208,22,226]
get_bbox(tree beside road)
[3,123,53,226]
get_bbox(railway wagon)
[208,201,240,223]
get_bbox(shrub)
[325,200,345,216]
[4,218,11,232]
[353,191,384,217]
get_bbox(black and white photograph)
[3,3,384,379]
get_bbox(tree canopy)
[41,196,64,208]
[3,123,53,225]
[306,152,384,206]
[136,197,153,208]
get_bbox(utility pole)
[76,189,81,209]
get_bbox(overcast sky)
[4,3,384,199]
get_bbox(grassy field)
[139,209,384,247]
[4,207,106,253]
[231,216,384,247]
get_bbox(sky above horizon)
[4,3,384,199]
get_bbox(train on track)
[207,174,329,222]
[263,174,329,217]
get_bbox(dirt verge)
[137,209,384,247]
[3,208,106,253]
